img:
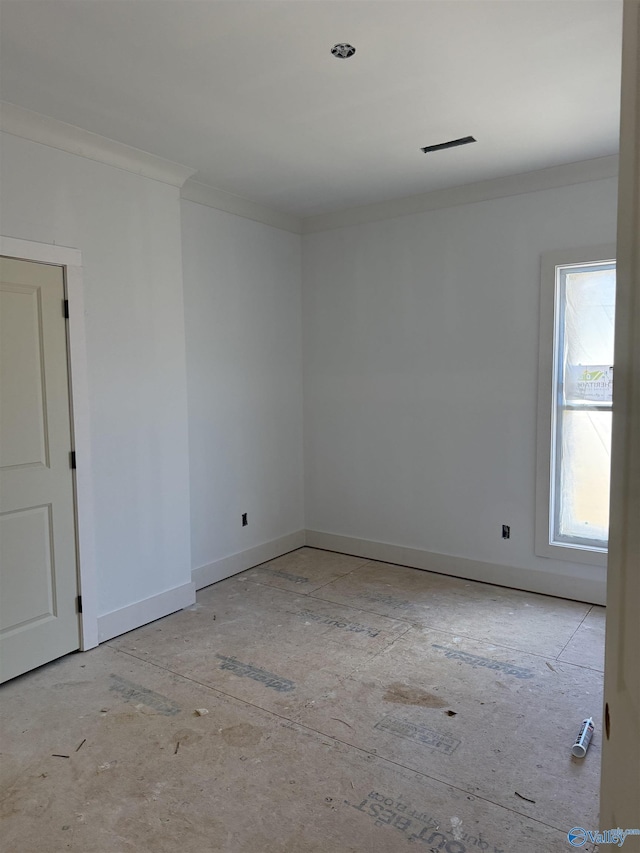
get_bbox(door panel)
[0,285,49,468]
[0,257,79,683]
[0,505,56,631]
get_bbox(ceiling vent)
[331,43,356,59]
[421,136,476,153]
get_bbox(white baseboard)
[305,530,606,605]
[98,581,196,643]
[95,531,603,644]
[192,530,306,591]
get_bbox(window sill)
[535,540,607,568]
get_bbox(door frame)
[1,235,98,650]
[600,0,640,831]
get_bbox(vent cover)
[421,136,476,153]
[331,43,356,59]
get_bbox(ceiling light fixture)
[421,136,476,153]
[331,43,356,59]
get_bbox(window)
[536,245,616,566]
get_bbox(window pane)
[563,266,616,370]
[557,409,612,543]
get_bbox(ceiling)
[0,0,623,218]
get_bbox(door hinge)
[70,450,77,469]
[63,299,69,319]
[76,595,83,614]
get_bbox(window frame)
[535,244,616,567]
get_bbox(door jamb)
[1,235,98,649]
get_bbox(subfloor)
[0,548,605,852]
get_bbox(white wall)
[302,177,619,601]
[0,132,192,619]
[0,121,618,624]
[181,201,304,581]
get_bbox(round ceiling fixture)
[331,43,356,59]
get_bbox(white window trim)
[535,243,616,568]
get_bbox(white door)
[0,256,80,683]
[600,0,640,842]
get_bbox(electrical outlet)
[502,524,510,539]
[242,513,248,527]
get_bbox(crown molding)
[301,155,620,234]
[181,179,302,234]
[0,101,196,188]
[0,101,618,232]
